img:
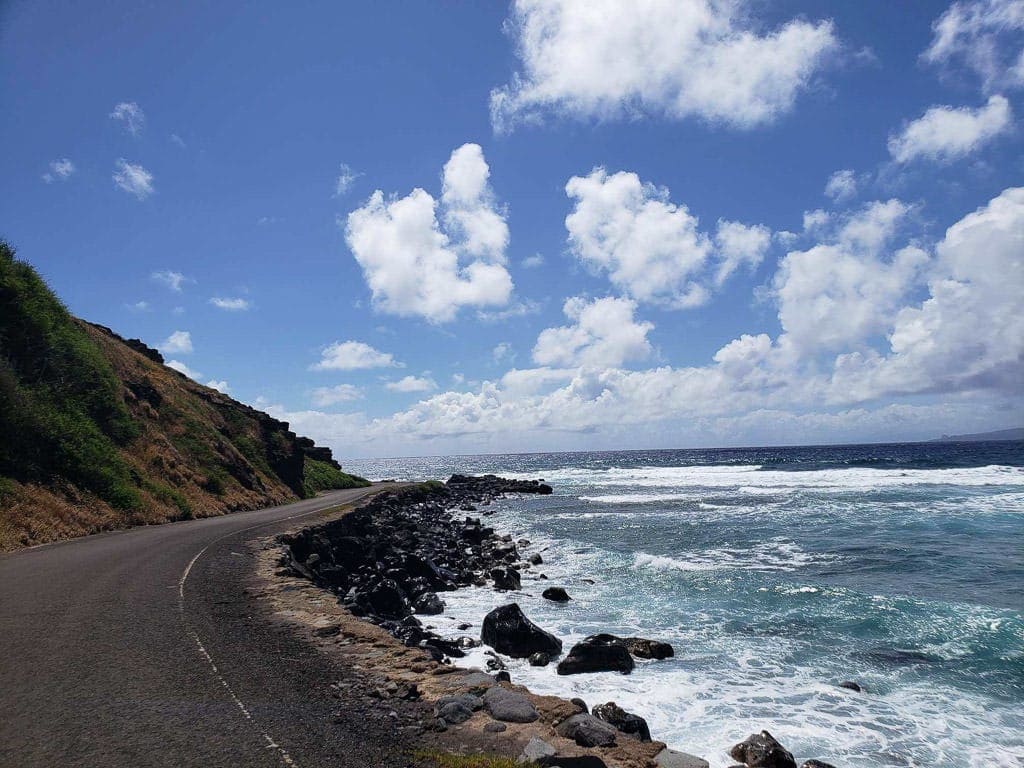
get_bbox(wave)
[632,538,840,573]
[504,463,1024,493]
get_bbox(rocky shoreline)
[275,476,840,768]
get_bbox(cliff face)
[0,242,366,550]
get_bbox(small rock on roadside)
[656,747,711,768]
[483,685,539,723]
[521,736,556,762]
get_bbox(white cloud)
[490,0,838,132]
[824,169,858,202]
[113,159,154,199]
[126,300,149,312]
[888,94,1012,163]
[312,341,398,371]
[166,360,201,380]
[533,296,653,368]
[42,158,75,184]
[312,384,363,406]
[564,168,769,307]
[264,189,1024,457]
[345,143,514,323]
[206,380,230,393]
[831,186,1024,400]
[110,101,145,135]
[335,163,361,197]
[492,342,515,364]
[386,375,437,393]
[170,133,186,148]
[713,220,772,286]
[923,0,1024,92]
[152,270,189,292]
[159,330,193,355]
[774,200,928,351]
[477,299,542,322]
[209,297,252,311]
[521,254,545,268]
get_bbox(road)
[0,487,417,768]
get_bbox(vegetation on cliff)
[0,241,367,550]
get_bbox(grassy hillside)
[0,241,368,550]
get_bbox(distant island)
[931,427,1024,443]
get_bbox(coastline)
[256,476,710,767]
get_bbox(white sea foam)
[633,538,840,573]
[502,463,1024,494]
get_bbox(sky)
[2,0,1023,459]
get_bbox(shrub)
[302,459,370,497]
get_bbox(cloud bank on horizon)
[13,0,1024,457]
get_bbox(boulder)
[536,758,608,768]
[729,731,797,768]
[521,737,556,762]
[592,701,651,741]
[482,686,539,723]
[542,586,572,602]
[414,592,445,615]
[838,680,862,692]
[801,762,837,768]
[491,566,521,591]
[364,579,408,618]
[655,749,710,768]
[557,636,634,675]
[623,636,674,659]
[556,713,619,747]
[529,553,544,565]
[481,603,562,658]
[436,701,473,724]
[483,721,506,733]
[529,652,550,667]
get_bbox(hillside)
[0,242,367,551]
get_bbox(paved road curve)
[0,487,415,768]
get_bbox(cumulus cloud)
[565,168,770,307]
[533,296,653,368]
[110,101,145,135]
[42,158,75,184]
[159,330,193,355]
[152,270,188,292]
[113,159,154,199]
[265,189,1024,456]
[166,360,201,379]
[888,94,1012,163]
[206,380,230,393]
[312,341,398,371]
[386,375,437,393]
[345,143,514,323]
[824,169,858,202]
[923,0,1024,92]
[335,163,361,196]
[312,384,363,406]
[521,254,545,268]
[490,0,838,132]
[774,200,928,351]
[831,186,1024,400]
[209,297,251,311]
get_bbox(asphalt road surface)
[0,487,420,768]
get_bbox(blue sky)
[3,1,1023,458]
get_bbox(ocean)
[344,441,1024,768]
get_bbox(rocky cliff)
[0,241,367,550]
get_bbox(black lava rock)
[592,701,651,741]
[557,635,634,675]
[481,603,562,659]
[542,586,572,602]
[730,731,797,768]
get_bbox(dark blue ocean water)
[346,442,1024,768]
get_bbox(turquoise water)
[345,442,1024,768]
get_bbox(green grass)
[0,241,141,510]
[413,751,530,768]
[302,458,371,497]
